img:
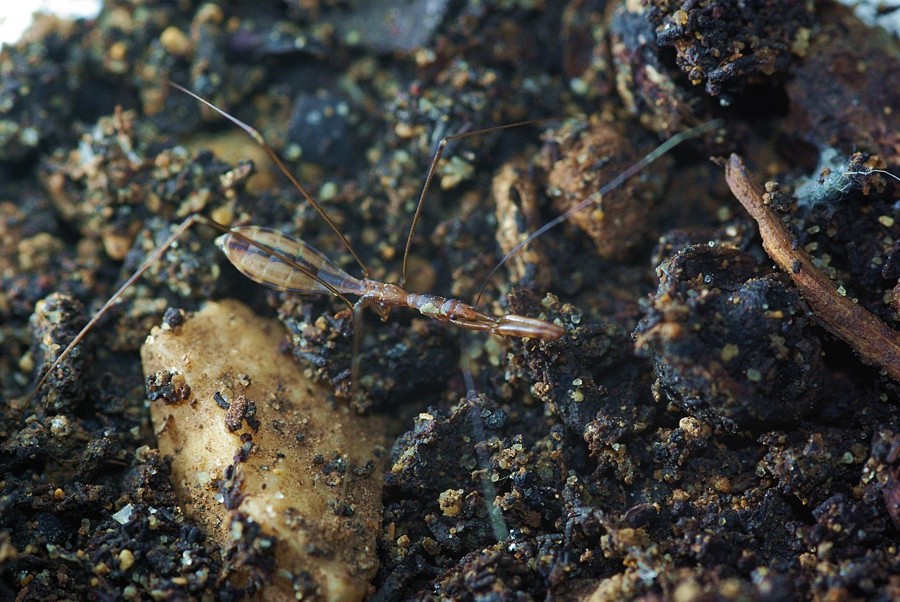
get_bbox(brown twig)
[724,154,900,382]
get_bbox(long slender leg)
[350,300,366,403]
[20,214,203,413]
[473,118,725,305]
[399,119,548,287]
[459,350,509,542]
[21,214,355,415]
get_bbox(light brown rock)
[141,299,385,601]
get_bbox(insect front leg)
[20,214,226,418]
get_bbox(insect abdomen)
[216,227,362,295]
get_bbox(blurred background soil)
[0,1,898,600]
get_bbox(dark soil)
[1,1,897,600]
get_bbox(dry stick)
[724,154,900,382]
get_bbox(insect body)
[21,83,721,408]
[217,226,564,339]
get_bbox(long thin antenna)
[474,119,724,305]
[169,82,370,277]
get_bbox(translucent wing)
[217,226,367,296]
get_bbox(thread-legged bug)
[19,83,720,414]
